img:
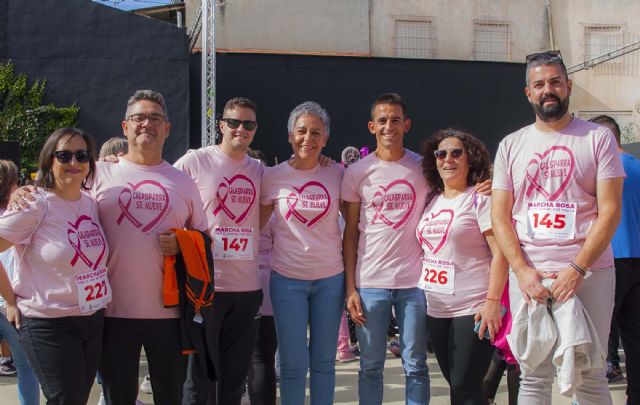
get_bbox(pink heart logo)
[417,209,454,255]
[116,180,170,233]
[67,215,106,270]
[525,146,575,201]
[213,174,256,224]
[369,180,416,230]
[284,181,331,228]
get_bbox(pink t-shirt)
[260,162,344,280]
[174,145,262,292]
[93,159,207,319]
[493,118,625,271]
[0,190,109,318]
[257,214,275,316]
[416,188,492,317]
[341,150,429,288]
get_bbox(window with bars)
[473,21,511,62]
[395,19,436,59]
[585,25,623,61]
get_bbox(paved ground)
[0,351,629,404]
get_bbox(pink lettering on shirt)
[525,145,575,201]
[417,209,454,255]
[285,180,330,228]
[117,179,170,232]
[67,215,106,269]
[213,174,256,224]
[369,179,416,230]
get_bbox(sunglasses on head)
[221,118,257,131]
[53,150,91,164]
[525,50,562,64]
[434,148,464,160]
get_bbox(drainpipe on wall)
[545,0,556,50]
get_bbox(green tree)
[0,61,79,175]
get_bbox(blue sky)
[92,0,173,11]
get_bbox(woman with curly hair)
[416,128,508,405]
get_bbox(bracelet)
[486,297,500,302]
[570,262,587,277]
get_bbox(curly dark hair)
[421,128,491,194]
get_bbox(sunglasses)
[434,148,464,160]
[525,50,562,64]
[221,118,257,131]
[53,150,92,164]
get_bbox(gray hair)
[125,89,170,122]
[525,55,568,86]
[287,101,331,137]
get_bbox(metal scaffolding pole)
[201,0,216,147]
[567,39,640,74]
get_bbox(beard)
[531,93,569,122]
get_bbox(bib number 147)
[221,237,248,252]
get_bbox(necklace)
[61,194,83,218]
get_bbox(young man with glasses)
[174,97,264,405]
[491,51,625,405]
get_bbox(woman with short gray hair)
[259,101,344,405]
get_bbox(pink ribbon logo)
[369,179,416,230]
[417,209,454,255]
[213,174,256,224]
[525,146,575,201]
[67,215,106,269]
[284,181,331,228]
[116,180,170,232]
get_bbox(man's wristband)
[570,262,587,277]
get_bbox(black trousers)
[99,317,186,405]
[426,314,494,405]
[608,258,640,405]
[482,349,520,405]
[19,310,104,405]
[248,315,277,405]
[182,290,263,405]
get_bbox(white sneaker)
[139,375,153,394]
[97,392,106,405]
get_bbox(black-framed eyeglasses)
[525,50,562,64]
[434,148,464,160]
[221,118,257,131]
[126,113,166,126]
[54,150,92,164]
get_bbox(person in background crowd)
[0,159,40,405]
[175,97,264,405]
[492,50,624,405]
[418,128,508,404]
[98,137,128,159]
[247,148,278,405]
[260,101,345,405]
[0,128,108,404]
[590,114,640,405]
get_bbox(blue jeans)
[0,313,40,405]
[270,271,345,405]
[356,287,430,405]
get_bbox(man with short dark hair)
[590,114,640,404]
[342,93,430,405]
[96,89,208,405]
[175,97,263,405]
[492,52,625,404]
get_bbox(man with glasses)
[491,51,625,404]
[175,97,263,405]
[92,89,208,404]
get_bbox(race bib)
[526,200,576,239]
[76,267,111,314]
[213,226,254,260]
[418,257,455,295]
